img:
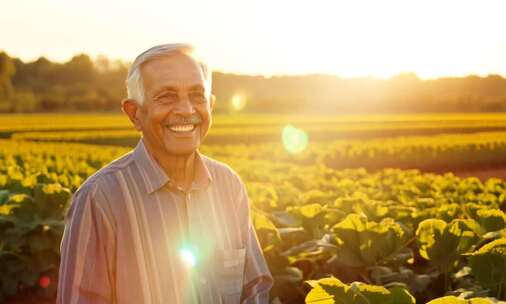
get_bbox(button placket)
[185,190,216,303]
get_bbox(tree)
[0,52,16,111]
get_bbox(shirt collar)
[133,138,212,194]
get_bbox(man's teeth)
[168,124,195,132]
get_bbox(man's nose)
[173,94,195,115]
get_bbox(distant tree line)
[0,52,127,112]
[1,51,506,113]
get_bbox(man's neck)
[162,152,195,191]
[144,141,196,191]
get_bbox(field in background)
[4,113,506,177]
[3,112,506,133]
[1,112,506,303]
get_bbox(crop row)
[206,131,506,173]
[3,112,506,131]
[8,128,506,175]
[9,121,506,144]
[1,139,506,303]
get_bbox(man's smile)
[166,123,198,133]
[164,114,203,134]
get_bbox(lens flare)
[39,276,51,288]
[231,94,246,111]
[282,124,308,154]
[180,248,196,267]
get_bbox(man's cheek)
[201,125,209,138]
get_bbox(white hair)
[126,43,212,105]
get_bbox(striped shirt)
[57,139,273,304]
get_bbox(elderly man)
[57,44,273,304]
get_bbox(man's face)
[128,53,214,157]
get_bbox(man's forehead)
[140,54,206,91]
[142,54,203,76]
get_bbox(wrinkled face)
[134,53,213,157]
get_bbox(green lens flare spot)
[282,124,308,154]
[180,248,197,267]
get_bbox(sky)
[1,0,506,79]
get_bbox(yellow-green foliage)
[1,138,506,302]
[305,277,415,304]
[331,214,408,267]
[466,238,506,298]
[4,112,506,132]
[426,296,500,304]
[416,219,481,269]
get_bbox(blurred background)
[1,0,506,114]
[1,1,506,303]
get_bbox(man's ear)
[121,99,143,131]
[210,94,216,112]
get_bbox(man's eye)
[190,93,207,103]
[156,93,178,103]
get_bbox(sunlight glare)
[282,124,308,154]
[180,248,196,267]
[231,93,247,111]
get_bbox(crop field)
[4,113,506,143]
[1,113,506,303]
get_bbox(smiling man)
[57,44,273,304]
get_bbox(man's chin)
[160,133,201,156]
[163,143,200,157]
[166,150,196,157]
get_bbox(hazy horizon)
[4,51,506,81]
[2,0,506,80]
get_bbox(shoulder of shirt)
[73,149,136,197]
[67,150,135,223]
[200,154,244,185]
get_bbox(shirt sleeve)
[237,180,274,304]
[57,183,116,304]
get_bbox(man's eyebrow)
[157,86,178,92]
[152,86,177,97]
[188,85,205,91]
[155,85,205,93]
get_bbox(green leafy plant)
[466,238,506,299]
[0,182,70,301]
[426,296,501,304]
[416,219,481,291]
[304,276,415,304]
[331,214,410,268]
[2,137,506,303]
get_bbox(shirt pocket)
[218,248,246,304]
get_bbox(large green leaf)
[299,203,326,219]
[305,277,415,304]
[466,238,506,296]
[332,214,408,267]
[305,277,346,304]
[0,190,10,204]
[388,286,417,304]
[426,296,498,304]
[270,211,301,227]
[416,219,447,261]
[252,212,281,251]
[280,234,338,257]
[33,183,71,218]
[273,266,303,284]
[475,209,506,233]
[288,203,330,238]
[416,219,480,269]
